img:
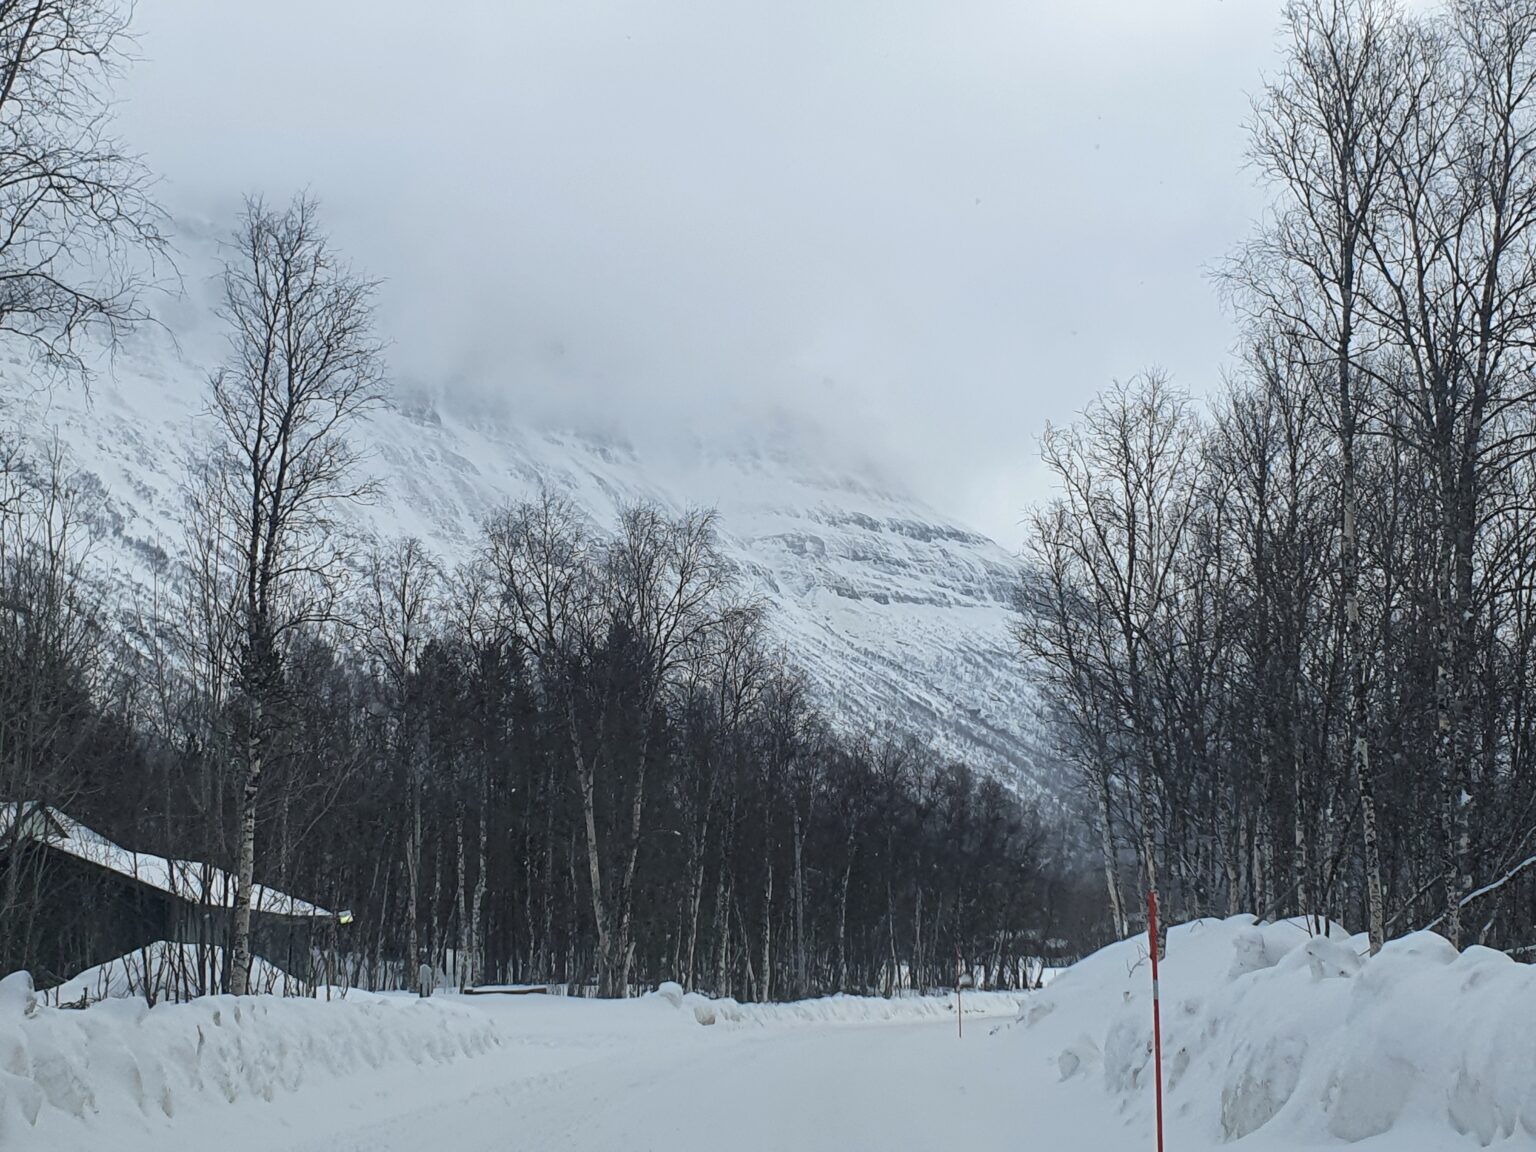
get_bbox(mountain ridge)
[0,253,1054,800]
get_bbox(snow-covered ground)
[7,917,1536,1150]
[41,942,313,1006]
[1022,915,1536,1149]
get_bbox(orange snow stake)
[1148,889,1165,1152]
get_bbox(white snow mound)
[649,982,1024,1028]
[0,972,499,1145]
[1022,914,1536,1145]
[42,942,311,1006]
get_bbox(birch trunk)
[229,702,262,996]
[1096,769,1126,938]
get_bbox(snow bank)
[651,981,1023,1028]
[41,942,312,1006]
[1023,914,1536,1145]
[0,971,499,1146]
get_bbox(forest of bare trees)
[1020,0,1536,956]
[0,0,1069,1001]
[1,442,1068,997]
[0,200,1068,999]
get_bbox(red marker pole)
[956,949,963,1039]
[1148,889,1165,1152]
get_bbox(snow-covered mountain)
[0,249,1053,797]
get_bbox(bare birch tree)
[359,536,440,988]
[0,0,166,383]
[1020,372,1197,951]
[1230,0,1416,952]
[486,492,736,995]
[204,194,385,995]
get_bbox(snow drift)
[41,942,311,1006]
[0,972,499,1146]
[651,982,1023,1028]
[1022,915,1536,1146]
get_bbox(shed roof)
[0,802,331,919]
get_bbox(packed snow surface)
[6,917,1536,1150]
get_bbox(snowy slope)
[0,230,1051,795]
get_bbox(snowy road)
[32,991,1132,1152]
[21,988,1147,1152]
[12,987,1358,1152]
[255,1010,1134,1152]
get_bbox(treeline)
[1019,0,1536,955]
[0,1,1070,999]
[1,455,1066,997]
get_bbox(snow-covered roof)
[0,802,331,918]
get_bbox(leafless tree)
[1228,0,1419,952]
[358,536,440,989]
[1019,372,1197,951]
[0,0,166,384]
[202,194,386,995]
[0,435,105,972]
[1358,0,1536,945]
[485,491,736,995]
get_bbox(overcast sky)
[118,0,1284,546]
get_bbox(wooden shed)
[0,801,333,993]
